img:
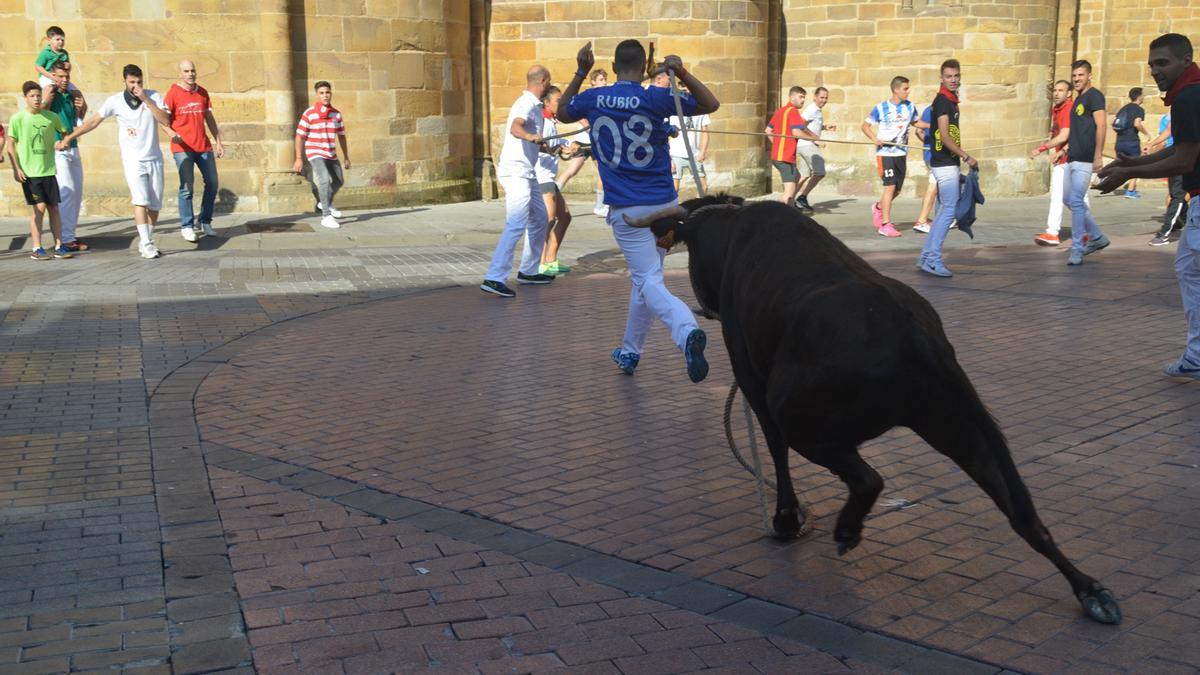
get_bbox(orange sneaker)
[1034,233,1059,246]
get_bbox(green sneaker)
[541,260,570,275]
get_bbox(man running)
[1113,87,1148,198]
[1029,80,1077,247]
[918,59,978,277]
[558,40,719,382]
[766,86,819,206]
[1098,33,1200,380]
[1063,60,1110,266]
[795,86,835,212]
[862,77,922,237]
[60,64,171,259]
[480,65,554,297]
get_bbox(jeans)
[919,165,961,267]
[309,158,344,216]
[485,176,549,282]
[609,201,699,354]
[1064,161,1103,254]
[1176,205,1200,366]
[55,147,84,243]
[173,151,218,228]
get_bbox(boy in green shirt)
[35,26,69,100]
[5,81,73,260]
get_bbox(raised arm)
[662,55,718,116]
[556,43,593,124]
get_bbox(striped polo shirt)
[296,106,345,161]
[866,99,918,157]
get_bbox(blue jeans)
[173,151,218,229]
[1064,161,1103,254]
[919,165,961,267]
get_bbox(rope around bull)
[667,64,816,539]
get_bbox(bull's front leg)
[736,381,803,539]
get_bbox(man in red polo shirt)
[766,86,820,205]
[164,59,224,242]
[1028,79,1079,246]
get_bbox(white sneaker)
[201,222,217,237]
[592,205,609,218]
[912,222,931,234]
[317,202,343,218]
[320,215,341,229]
[139,241,161,259]
[181,226,198,242]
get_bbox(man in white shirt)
[59,64,171,259]
[795,86,836,212]
[481,65,554,298]
[669,107,710,194]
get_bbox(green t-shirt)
[8,109,68,178]
[35,45,69,74]
[45,88,78,148]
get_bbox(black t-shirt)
[1068,87,1105,162]
[1173,84,1200,193]
[929,93,960,168]
[1114,103,1144,143]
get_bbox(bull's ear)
[649,218,682,239]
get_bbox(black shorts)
[1115,140,1141,158]
[772,160,799,183]
[538,181,559,195]
[877,155,907,192]
[22,175,60,206]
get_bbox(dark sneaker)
[611,348,639,375]
[517,272,554,285]
[684,329,709,383]
[30,247,51,261]
[1164,359,1200,380]
[480,280,516,297]
[795,195,813,212]
[64,240,90,252]
[1067,249,1084,266]
[1148,233,1172,246]
[1083,233,1110,255]
[52,246,74,259]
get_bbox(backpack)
[1113,106,1130,132]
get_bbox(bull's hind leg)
[799,447,884,555]
[911,412,1121,624]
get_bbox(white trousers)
[610,201,699,355]
[1045,162,1088,235]
[55,147,83,243]
[1176,204,1200,366]
[486,176,549,282]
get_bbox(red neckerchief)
[938,86,959,104]
[1164,63,1200,106]
[312,102,339,120]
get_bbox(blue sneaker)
[611,348,639,375]
[52,246,74,259]
[1164,359,1200,380]
[918,260,953,277]
[1067,249,1084,265]
[1125,190,1141,199]
[1083,233,1110,255]
[29,247,51,261]
[684,329,709,383]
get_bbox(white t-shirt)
[496,90,543,179]
[796,103,824,148]
[667,114,710,159]
[535,116,568,184]
[99,90,166,163]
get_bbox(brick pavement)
[0,195,1197,673]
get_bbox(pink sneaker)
[872,202,884,230]
[878,223,902,238]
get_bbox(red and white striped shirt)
[296,106,345,160]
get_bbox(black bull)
[625,195,1121,625]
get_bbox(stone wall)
[779,0,1059,198]
[483,0,772,200]
[0,0,474,217]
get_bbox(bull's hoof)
[771,510,802,540]
[1078,584,1122,625]
[835,532,861,556]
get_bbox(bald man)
[164,59,224,242]
[481,64,555,297]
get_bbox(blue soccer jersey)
[565,81,698,207]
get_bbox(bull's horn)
[622,205,688,228]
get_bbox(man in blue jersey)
[558,40,720,382]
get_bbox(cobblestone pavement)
[0,193,1197,674]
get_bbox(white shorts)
[124,159,165,211]
[671,157,706,180]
